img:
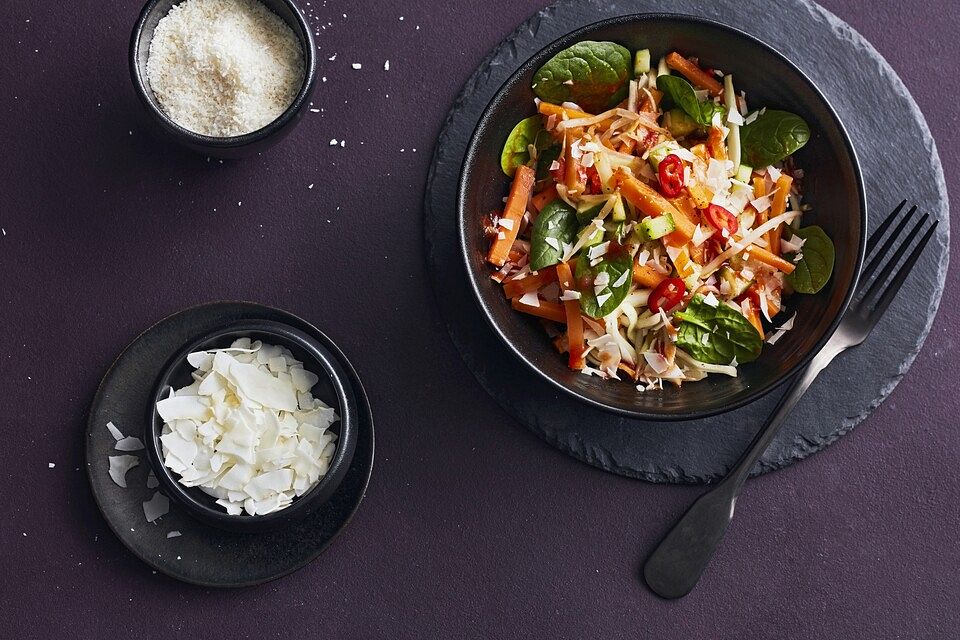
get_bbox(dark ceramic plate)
[458,14,866,420]
[86,302,374,587]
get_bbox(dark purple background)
[0,1,956,638]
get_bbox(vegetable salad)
[485,42,836,389]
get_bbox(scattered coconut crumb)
[167,531,182,538]
[116,436,145,452]
[383,60,389,71]
[351,63,361,70]
[143,492,170,523]
[48,463,55,468]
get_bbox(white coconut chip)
[108,455,139,488]
[115,436,144,452]
[166,531,182,538]
[143,491,170,523]
[106,421,124,441]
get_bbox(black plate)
[458,14,865,420]
[424,0,949,483]
[85,302,374,587]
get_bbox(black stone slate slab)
[424,0,950,483]
[85,302,374,587]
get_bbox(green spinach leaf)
[575,249,632,318]
[500,116,550,177]
[785,225,835,294]
[532,41,632,114]
[656,75,725,127]
[675,294,763,364]
[739,109,810,167]
[529,201,578,271]
[535,144,562,180]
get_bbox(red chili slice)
[657,154,685,197]
[703,203,739,237]
[549,157,565,184]
[585,166,603,194]
[649,277,686,313]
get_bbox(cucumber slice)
[611,194,627,222]
[735,163,753,183]
[635,213,675,242]
[576,201,604,225]
[647,141,682,171]
[633,49,651,76]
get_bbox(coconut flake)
[143,491,170,523]
[560,290,582,301]
[106,421,124,441]
[166,530,182,538]
[702,292,720,308]
[108,455,140,488]
[518,291,540,307]
[115,436,144,452]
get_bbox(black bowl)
[145,320,358,532]
[129,0,317,159]
[458,14,866,421]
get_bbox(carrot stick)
[768,174,793,256]
[487,165,536,267]
[502,266,558,299]
[613,169,694,246]
[665,52,723,96]
[747,244,796,274]
[742,300,764,338]
[564,142,584,195]
[707,126,727,159]
[666,195,700,248]
[530,184,558,213]
[556,262,585,369]
[510,297,566,324]
[537,101,594,121]
[633,262,667,288]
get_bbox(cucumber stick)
[633,49,651,76]
[636,213,675,241]
[723,75,741,175]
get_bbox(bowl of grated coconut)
[130,0,316,158]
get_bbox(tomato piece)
[585,166,603,194]
[703,203,739,238]
[657,154,685,197]
[549,157,565,184]
[649,277,686,313]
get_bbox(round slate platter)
[85,302,374,587]
[424,0,950,484]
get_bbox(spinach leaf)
[739,109,810,167]
[785,226,835,294]
[656,75,725,127]
[500,116,550,177]
[529,201,578,271]
[532,41,632,114]
[575,249,632,318]
[535,144,562,181]
[675,295,763,364]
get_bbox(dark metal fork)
[643,201,939,600]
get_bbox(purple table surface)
[0,0,956,638]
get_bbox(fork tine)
[866,220,938,319]
[866,199,908,255]
[861,212,929,303]
[862,203,917,281]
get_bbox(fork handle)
[643,344,845,599]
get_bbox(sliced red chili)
[649,277,686,313]
[657,154,685,197]
[703,203,739,238]
[585,166,603,194]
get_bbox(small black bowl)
[458,14,866,421]
[145,320,357,532]
[129,0,317,158]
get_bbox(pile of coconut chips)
[156,338,338,516]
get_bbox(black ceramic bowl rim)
[145,320,357,532]
[457,13,866,421]
[128,0,317,151]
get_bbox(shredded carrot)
[665,52,723,96]
[768,174,793,255]
[747,244,795,274]
[510,296,566,323]
[487,165,535,267]
[707,126,727,159]
[530,184,558,213]
[502,266,557,299]
[556,262,585,369]
[633,262,667,288]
